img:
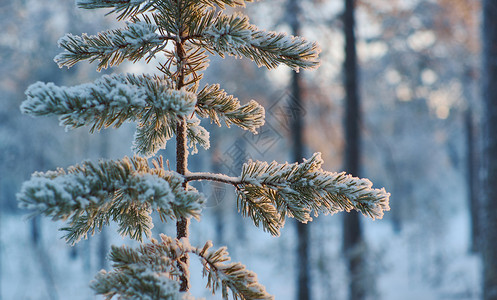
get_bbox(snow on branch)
[90,234,273,300]
[199,12,320,71]
[237,153,391,236]
[17,156,205,244]
[22,73,196,133]
[196,83,265,134]
[55,21,165,70]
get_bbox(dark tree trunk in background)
[342,0,365,300]
[98,131,110,270]
[465,109,479,253]
[210,140,226,247]
[287,0,311,299]
[212,163,225,247]
[0,211,2,300]
[234,137,247,243]
[32,149,46,247]
[293,72,310,300]
[482,1,497,299]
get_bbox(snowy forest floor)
[0,209,481,300]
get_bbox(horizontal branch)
[22,73,195,133]
[17,157,205,244]
[55,21,167,70]
[185,171,241,185]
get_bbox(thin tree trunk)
[465,109,479,253]
[176,117,190,292]
[175,24,190,291]
[293,71,310,300]
[0,210,2,300]
[33,244,59,300]
[287,0,311,299]
[342,0,365,300]
[482,1,497,298]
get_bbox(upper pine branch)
[63,1,319,73]
[77,0,156,20]
[200,0,256,9]
[55,21,166,70]
[199,12,320,71]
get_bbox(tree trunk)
[465,109,479,253]
[287,0,311,299]
[293,71,311,300]
[0,210,2,300]
[175,30,190,291]
[176,117,190,292]
[342,1,365,300]
[482,1,497,298]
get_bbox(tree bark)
[342,0,365,300]
[287,0,311,299]
[176,117,190,292]
[175,18,190,291]
[482,1,497,298]
[176,118,190,292]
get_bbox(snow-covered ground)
[0,207,481,300]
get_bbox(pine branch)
[237,153,390,235]
[200,0,255,8]
[55,21,166,70]
[197,12,320,71]
[196,84,265,133]
[152,0,205,37]
[90,240,193,299]
[194,240,273,300]
[77,0,156,21]
[184,153,389,236]
[133,113,210,157]
[91,235,272,300]
[133,113,176,157]
[22,73,196,133]
[17,157,205,244]
[186,116,211,154]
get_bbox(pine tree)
[17,1,390,298]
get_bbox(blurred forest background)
[0,0,489,299]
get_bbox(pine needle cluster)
[17,0,389,299]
